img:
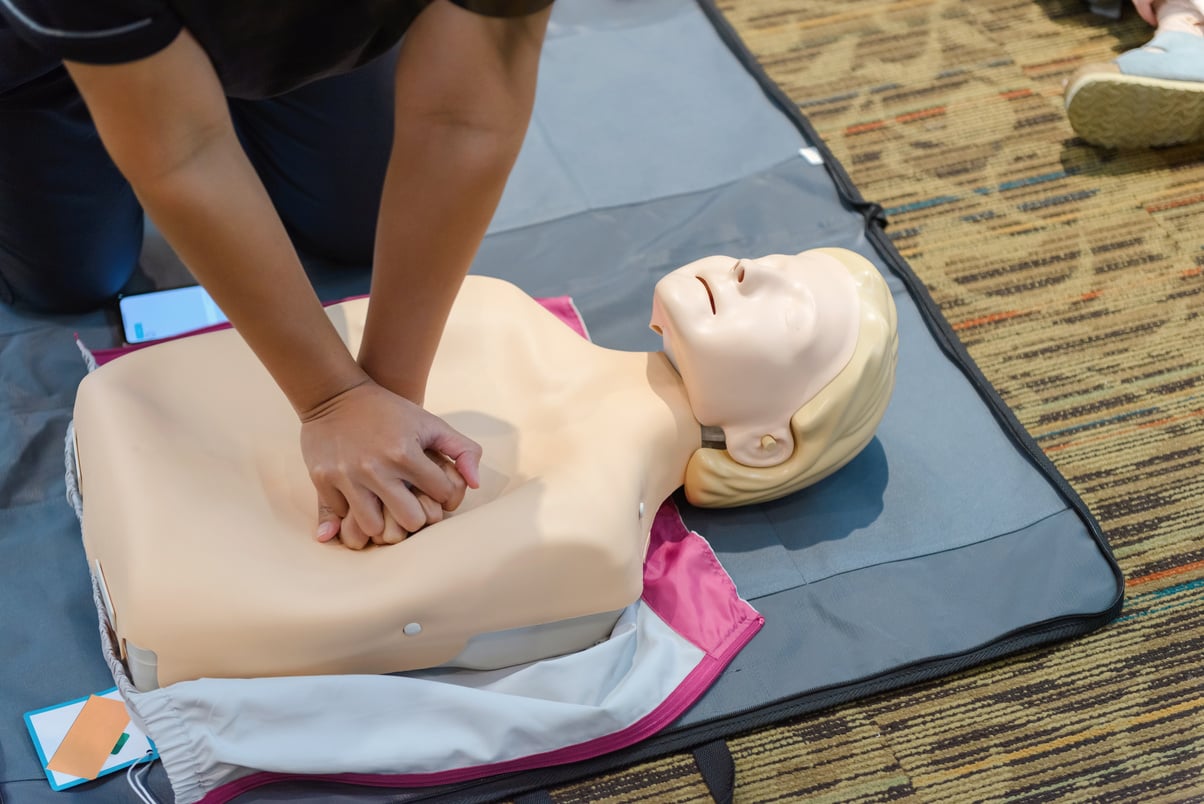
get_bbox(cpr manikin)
[72,248,898,690]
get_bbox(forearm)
[64,32,365,416]
[132,133,367,416]
[357,0,550,403]
[358,123,524,402]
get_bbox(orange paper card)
[45,695,130,780]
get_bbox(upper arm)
[393,0,553,133]
[63,29,232,184]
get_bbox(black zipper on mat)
[862,220,1124,596]
[692,0,1125,599]
[693,0,885,233]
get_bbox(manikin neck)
[624,350,711,495]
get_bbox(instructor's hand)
[300,380,481,549]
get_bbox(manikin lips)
[696,276,717,314]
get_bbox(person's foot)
[1066,26,1204,147]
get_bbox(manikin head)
[650,247,899,508]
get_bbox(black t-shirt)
[0,0,553,99]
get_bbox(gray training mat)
[0,1,1122,802]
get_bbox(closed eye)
[696,276,716,314]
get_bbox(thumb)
[429,426,483,490]
[316,503,342,543]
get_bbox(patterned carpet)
[551,1,1204,801]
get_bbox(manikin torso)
[74,277,702,688]
[73,250,867,690]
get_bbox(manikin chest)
[73,278,662,689]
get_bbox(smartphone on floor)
[118,285,228,344]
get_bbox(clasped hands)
[299,379,482,550]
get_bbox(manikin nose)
[732,258,771,291]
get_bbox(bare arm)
[65,32,482,549]
[358,1,552,403]
[65,31,364,415]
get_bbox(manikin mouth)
[696,276,716,314]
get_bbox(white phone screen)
[118,286,228,344]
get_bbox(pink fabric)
[86,294,588,366]
[536,296,590,339]
[641,499,760,658]
[198,505,761,803]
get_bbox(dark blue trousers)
[0,50,397,313]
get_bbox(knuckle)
[421,498,444,522]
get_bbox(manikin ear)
[723,422,795,468]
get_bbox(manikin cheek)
[680,359,757,422]
[688,341,805,418]
[678,330,784,401]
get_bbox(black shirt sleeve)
[449,0,555,18]
[0,0,181,65]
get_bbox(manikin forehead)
[751,254,800,270]
[674,253,811,275]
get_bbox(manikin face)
[649,251,861,467]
